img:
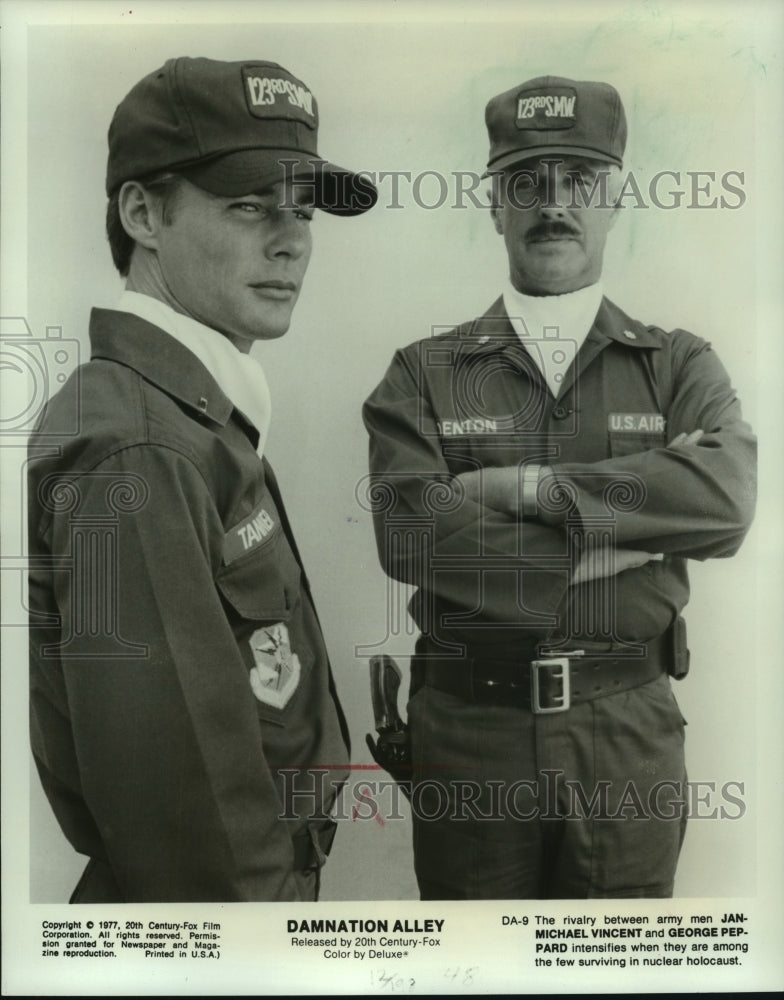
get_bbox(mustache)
[526,221,581,240]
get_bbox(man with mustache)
[363,75,755,898]
[28,56,376,902]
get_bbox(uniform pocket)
[635,672,688,729]
[216,528,306,724]
[216,529,300,622]
[608,430,667,458]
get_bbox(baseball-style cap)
[484,75,627,175]
[106,57,377,215]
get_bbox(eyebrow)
[243,187,279,200]
[246,186,314,207]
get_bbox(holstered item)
[366,655,412,795]
[669,616,690,680]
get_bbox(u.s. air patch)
[608,413,666,433]
[248,622,301,709]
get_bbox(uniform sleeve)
[46,443,303,902]
[552,335,756,559]
[363,350,570,627]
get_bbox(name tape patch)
[438,418,499,436]
[242,67,315,124]
[608,413,666,433]
[515,86,577,131]
[224,501,278,565]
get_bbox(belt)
[414,632,670,714]
[292,821,337,872]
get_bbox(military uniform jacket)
[28,309,350,902]
[363,296,756,650]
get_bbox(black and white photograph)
[1,0,782,994]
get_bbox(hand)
[455,469,481,501]
[455,467,517,516]
[668,429,704,448]
[456,466,568,523]
[365,733,412,800]
[572,548,664,584]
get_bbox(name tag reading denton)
[223,502,278,565]
[608,413,666,433]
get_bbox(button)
[552,405,569,419]
[623,329,638,340]
[198,397,208,411]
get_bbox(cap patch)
[242,66,315,125]
[515,86,577,131]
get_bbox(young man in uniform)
[363,75,755,898]
[28,56,376,902]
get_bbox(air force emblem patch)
[248,622,301,709]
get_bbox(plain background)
[12,6,767,904]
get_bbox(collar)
[593,299,665,349]
[503,280,604,352]
[454,296,665,355]
[502,281,604,396]
[117,291,271,453]
[89,308,237,428]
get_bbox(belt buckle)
[530,657,571,714]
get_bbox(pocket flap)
[216,530,301,622]
[608,430,667,458]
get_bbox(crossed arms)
[363,333,756,626]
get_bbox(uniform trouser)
[407,672,688,899]
[68,858,321,903]
[69,858,320,902]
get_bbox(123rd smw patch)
[248,622,301,709]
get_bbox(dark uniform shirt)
[28,308,349,902]
[363,296,756,651]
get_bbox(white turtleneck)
[117,290,272,456]
[502,281,604,397]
